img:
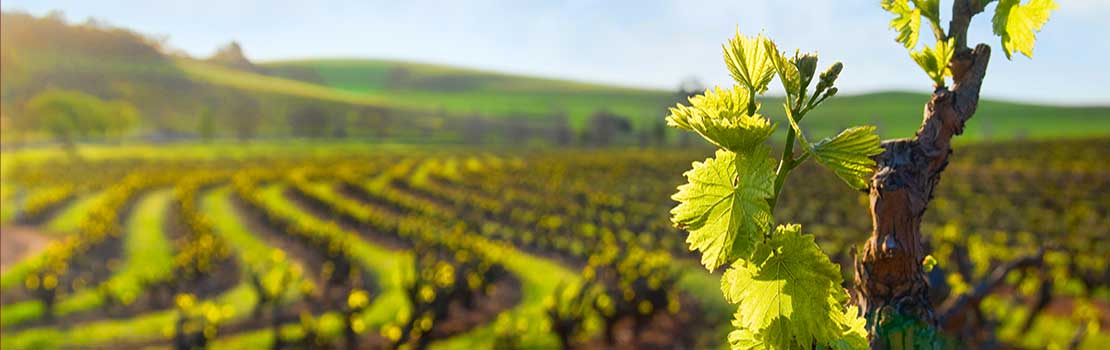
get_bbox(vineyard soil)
[0,138,1105,349]
[0,227,51,272]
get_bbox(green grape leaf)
[827,305,869,350]
[763,40,802,99]
[727,328,766,350]
[721,225,865,350]
[666,85,776,153]
[783,110,882,190]
[912,0,941,28]
[671,147,775,272]
[910,38,955,87]
[993,0,1057,59]
[724,30,776,94]
[809,127,884,190]
[883,0,921,49]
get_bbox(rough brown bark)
[948,0,987,50]
[853,0,992,344]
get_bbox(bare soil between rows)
[0,225,53,273]
[388,179,717,349]
[1,200,241,332]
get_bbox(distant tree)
[104,100,138,142]
[584,110,631,147]
[350,106,393,139]
[197,107,216,142]
[208,41,258,72]
[226,95,261,141]
[333,110,353,139]
[460,114,489,145]
[386,67,411,89]
[287,105,330,138]
[652,121,667,147]
[550,112,573,146]
[503,117,531,145]
[23,89,137,152]
[44,10,66,23]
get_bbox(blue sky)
[3,0,1107,105]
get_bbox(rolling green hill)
[262,59,673,129]
[260,58,1110,140]
[2,11,1107,144]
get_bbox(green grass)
[673,260,1110,350]
[0,140,433,166]
[55,189,175,315]
[1,190,112,292]
[261,179,583,349]
[44,191,107,234]
[264,58,645,94]
[2,189,123,293]
[211,183,413,348]
[0,283,258,350]
[675,263,732,348]
[987,295,1110,350]
[772,91,1110,141]
[0,251,42,292]
[0,189,257,349]
[198,184,740,349]
[262,58,671,129]
[258,59,1110,139]
[5,12,1107,144]
[175,59,394,109]
[0,182,16,224]
[1,189,176,327]
[429,247,580,350]
[1,188,283,349]
[182,57,669,130]
[95,189,176,303]
[257,182,413,329]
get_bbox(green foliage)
[23,89,138,142]
[763,41,803,99]
[882,0,923,49]
[724,31,776,95]
[807,127,884,191]
[784,117,884,191]
[544,281,594,350]
[665,86,775,152]
[922,255,938,272]
[882,0,1056,85]
[910,38,956,87]
[671,148,775,271]
[721,225,865,350]
[872,310,943,350]
[993,0,1058,59]
[914,0,942,28]
[668,31,870,350]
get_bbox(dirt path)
[0,226,53,273]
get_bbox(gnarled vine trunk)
[852,1,993,347]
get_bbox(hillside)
[261,59,1110,140]
[0,12,200,134]
[262,59,673,129]
[1,11,1107,145]
[0,12,439,142]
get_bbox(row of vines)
[0,138,1105,349]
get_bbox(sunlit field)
[2,2,1108,350]
[0,139,1105,349]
